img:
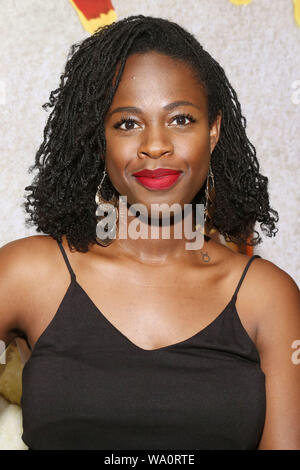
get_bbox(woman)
[0,15,299,450]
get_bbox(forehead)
[110,51,207,110]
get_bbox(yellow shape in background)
[229,0,253,5]
[0,343,22,405]
[229,0,300,28]
[294,0,300,27]
[69,0,117,34]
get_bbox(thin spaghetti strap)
[232,255,261,301]
[57,239,76,282]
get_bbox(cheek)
[104,140,132,194]
[175,132,210,170]
[105,129,135,166]
[175,121,210,152]
[177,136,210,191]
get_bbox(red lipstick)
[132,168,182,190]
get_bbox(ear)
[209,111,222,154]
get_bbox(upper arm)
[0,239,29,349]
[254,260,300,449]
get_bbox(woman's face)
[104,51,221,213]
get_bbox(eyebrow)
[106,101,201,118]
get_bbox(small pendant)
[201,251,210,263]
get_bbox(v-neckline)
[74,280,236,353]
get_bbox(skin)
[0,51,299,449]
[104,51,221,264]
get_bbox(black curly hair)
[23,14,279,252]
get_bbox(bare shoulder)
[241,255,299,315]
[0,235,60,343]
[208,238,300,334]
[0,234,67,296]
[0,234,59,273]
[240,257,300,449]
[248,257,300,351]
[215,240,299,309]
[1,233,57,252]
[226,251,300,353]
[244,253,298,290]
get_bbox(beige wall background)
[0,0,299,284]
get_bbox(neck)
[106,206,208,265]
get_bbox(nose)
[137,124,173,160]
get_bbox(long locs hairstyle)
[23,15,279,252]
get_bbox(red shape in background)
[72,0,114,20]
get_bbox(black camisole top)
[21,241,266,450]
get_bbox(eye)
[170,113,196,126]
[112,112,196,131]
[113,117,139,131]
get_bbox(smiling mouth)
[133,172,182,190]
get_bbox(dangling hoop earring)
[94,167,118,247]
[204,161,216,235]
[194,161,216,233]
[192,159,215,263]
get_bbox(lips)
[132,168,182,190]
[132,168,182,178]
